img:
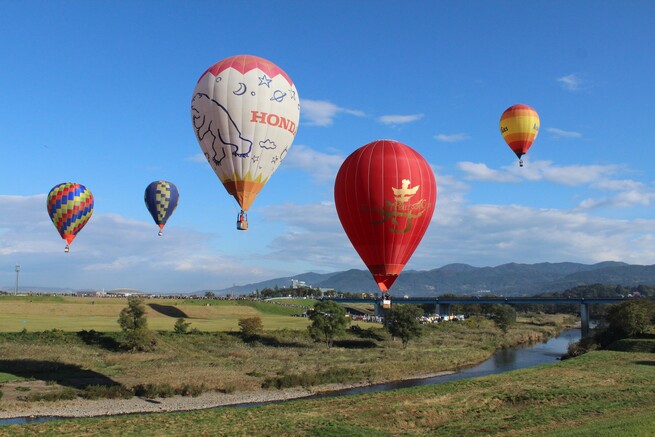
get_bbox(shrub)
[238,316,264,338]
[174,318,191,334]
[81,384,133,400]
[133,383,176,398]
[262,367,372,389]
[22,388,78,402]
[178,383,205,397]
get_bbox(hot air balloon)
[500,104,540,167]
[191,55,300,230]
[144,180,179,236]
[46,182,94,252]
[334,140,436,300]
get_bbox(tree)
[606,300,655,338]
[118,296,156,351]
[491,305,516,333]
[239,316,264,338]
[174,318,191,334]
[308,301,350,348]
[385,304,423,348]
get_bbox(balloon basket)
[158,230,163,236]
[64,245,70,253]
[237,211,248,231]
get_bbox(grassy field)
[0,296,314,332]
[2,350,653,436]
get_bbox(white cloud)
[435,133,471,142]
[0,195,289,293]
[283,145,344,184]
[186,153,207,163]
[457,162,519,183]
[378,114,424,125]
[546,127,583,139]
[258,195,655,272]
[300,99,365,126]
[557,73,587,91]
[458,160,620,186]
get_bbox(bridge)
[320,296,653,337]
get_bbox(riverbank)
[4,351,654,436]
[0,313,575,421]
[0,371,455,420]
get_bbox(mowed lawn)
[0,296,313,332]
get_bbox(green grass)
[607,337,655,353]
[0,296,313,332]
[3,350,653,435]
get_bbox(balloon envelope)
[334,140,437,292]
[47,182,94,250]
[500,104,540,162]
[144,181,179,233]
[191,54,300,212]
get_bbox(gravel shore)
[0,371,454,420]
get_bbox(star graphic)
[271,156,279,164]
[251,155,260,163]
[259,75,272,88]
[288,89,296,100]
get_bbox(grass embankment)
[0,303,572,410]
[3,350,653,436]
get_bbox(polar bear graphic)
[191,93,253,167]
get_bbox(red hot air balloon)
[334,140,436,294]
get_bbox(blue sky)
[1,1,655,293]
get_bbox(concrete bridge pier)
[374,300,383,317]
[580,303,590,338]
[438,303,451,316]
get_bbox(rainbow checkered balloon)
[144,180,179,236]
[47,182,94,252]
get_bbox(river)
[0,328,581,426]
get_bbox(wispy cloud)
[282,145,344,184]
[0,195,287,293]
[377,114,424,125]
[546,127,583,139]
[458,160,620,186]
[457,162,518,183]
[300,99,365,126]
[557,73,587,91]
[435,133,470,143]
[186,153,207,163]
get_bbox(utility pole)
[15,264,20,295]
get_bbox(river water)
[0,328,580,426]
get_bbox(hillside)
[211,261,655,296]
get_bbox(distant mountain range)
[211,262,655,296]
[7,262,655,297]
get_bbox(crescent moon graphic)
[233,82,247,96]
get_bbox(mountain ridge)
[210,261,653,296]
